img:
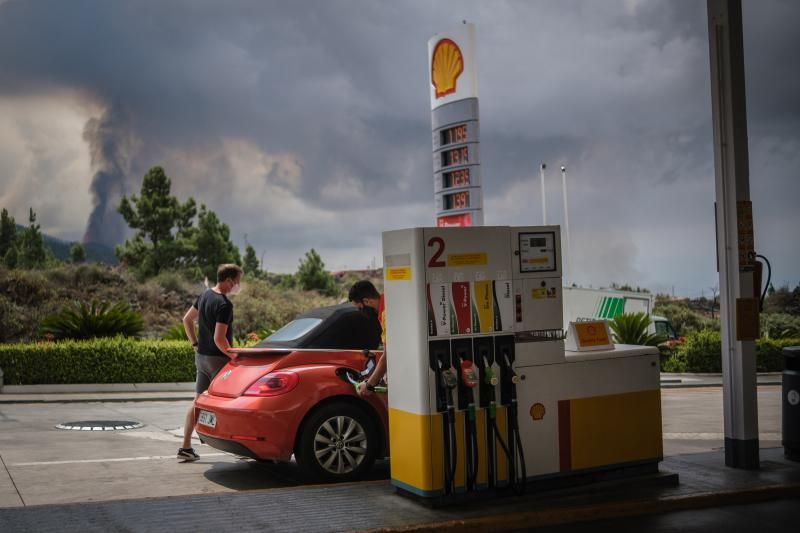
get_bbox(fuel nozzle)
[460,360,479,388]
[441,368,458,390]
[483,366,498,387]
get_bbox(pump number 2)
[428,237,446,268]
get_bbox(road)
[0,385,784,507]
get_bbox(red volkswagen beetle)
[194,304,388,482]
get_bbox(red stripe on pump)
[558,400,572,472]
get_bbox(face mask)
[229,283,242,296]
[360,305,376,317]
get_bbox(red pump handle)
[460,360,479,388]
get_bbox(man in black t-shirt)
[177,263,243,461]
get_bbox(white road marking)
[10,453,230,467]
[664,432,782,440]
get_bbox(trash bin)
[783,346,800,462]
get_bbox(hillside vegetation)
[0,263,382,344]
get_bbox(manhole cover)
[55,420,143,431]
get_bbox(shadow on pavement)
[202,457,390,491]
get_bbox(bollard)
[783,346,800,462]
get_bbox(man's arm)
[213,322,235,359]
[357,350,387,396]
[183,307,199,348]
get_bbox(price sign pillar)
[429,23,483,227]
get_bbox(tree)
[193,205,242,281]
[17,208,47,269]
[296,248,336,296]
[709,284,719,319]
[0,208,16,259]
[117,166,196,277]
[69,242,86,263]
[243,242,261,275]
[3,245,17,268]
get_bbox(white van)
[562,287,677,340]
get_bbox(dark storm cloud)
[0,0,797,290]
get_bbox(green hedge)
[661,330,799,373]
[0,338,195,385]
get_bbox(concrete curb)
[0,395,194,404]
[0,382,195,394]
[661,380,782,388]
[368,483,800,532]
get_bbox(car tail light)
[244,371,299,397]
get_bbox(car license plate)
[197,410,216,428]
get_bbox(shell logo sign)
[431,39,464,99]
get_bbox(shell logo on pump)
[431,39,464,98]
[530,403,546,421]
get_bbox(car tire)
[296,401,380,482]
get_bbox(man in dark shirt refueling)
[177,263,243,461]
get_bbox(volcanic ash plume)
[81,105,138,246]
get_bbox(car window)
[266,318,322,342]
[655,320,677,340]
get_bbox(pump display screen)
[443,168,470,189]
[518,231,557,272]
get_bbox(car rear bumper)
[194,392,297,461]
[198,434,262,460]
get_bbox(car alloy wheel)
[313,415,368,475]
[297,401,380,481]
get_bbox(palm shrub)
[162,322,189,341]
[609,312,665,346]
[761,313,800,339]
[39,301,144,339]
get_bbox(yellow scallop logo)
[530,403,546,421]
[431,38,464,99]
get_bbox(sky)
[0,0,797,297]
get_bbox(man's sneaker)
[177,447,200,461]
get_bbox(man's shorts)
[195,353,229,394]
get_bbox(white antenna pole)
[561,165,572,286]
[539,163,547,224]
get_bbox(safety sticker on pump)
[447,252,488,267]
[385,267,412,281]
[532,288,547,299]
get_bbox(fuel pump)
[430,340,458,495]
[496,335,526,494]
[453,338,479,491]
[383,225,663,502]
